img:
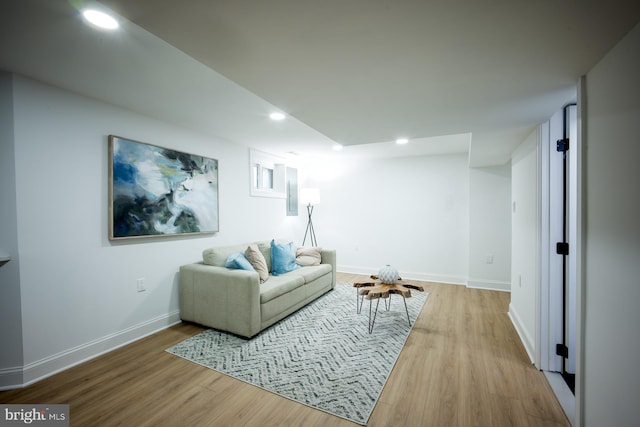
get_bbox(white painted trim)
[0,367,23,391]
[544,371,576,426]
[534,127,543,372]
[539,112,567,374]
[539,120,551,372]
[508,303,536,364]
[338,265,466,286]
[574,75,586,427]
[0,311,181,390]
[466,279,511,292]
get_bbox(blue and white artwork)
[109,135,218,239]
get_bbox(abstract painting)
[108,135,218,240]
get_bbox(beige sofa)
[179,241,336,338]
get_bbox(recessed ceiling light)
[269,112,286,121]
[396,138,409,145]
[82,9,119,30]
[332,144,343,151]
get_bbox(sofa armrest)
[320,249,337,288]
[179,262,261,338]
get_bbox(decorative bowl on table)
[378,265,399,284]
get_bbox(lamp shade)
[299,188,320,205]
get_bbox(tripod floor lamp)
[300,188,320,246]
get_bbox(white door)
[540,104,577,391]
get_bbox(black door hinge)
[556,344,569,358]
[556,138,569,152]
[556,242,569,255]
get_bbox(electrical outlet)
[137,278,146,292]
[486,254,494,264]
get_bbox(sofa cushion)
[245,244,269,283]
[289,264,332,283]
[271,240,301,276]
[256,239,286,272]
[203,244,248,267]
[295,246,322,266]
[224,252,255,271]
[260,274,305,303]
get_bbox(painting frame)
[108,135,219,240]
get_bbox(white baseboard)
[508,303,535,364]
[0,311,181,390]
[543,371,576,426]
[0,367,23,391]
[338,266,510,293]
[466,279,511,292]
[338,265,466,286]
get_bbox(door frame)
[537,89,585,427]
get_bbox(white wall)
[3,75,300,387]
[302,153,470,284]
[467,165,511,291]
[0,72,24,387]
[582,23,640,427]
[2,72,517,388]
[509,128,539,362]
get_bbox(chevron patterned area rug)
[166,282,428,425]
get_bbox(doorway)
[540,104,577,392]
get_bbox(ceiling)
[2,1,639,166]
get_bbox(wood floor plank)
[0,273,569,426]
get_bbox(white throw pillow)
[296,246,322,266]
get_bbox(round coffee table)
[353,275,424,333]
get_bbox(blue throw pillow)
[225,252,255,272]
[270,240,300,276]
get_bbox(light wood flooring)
[0,273,569,426]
